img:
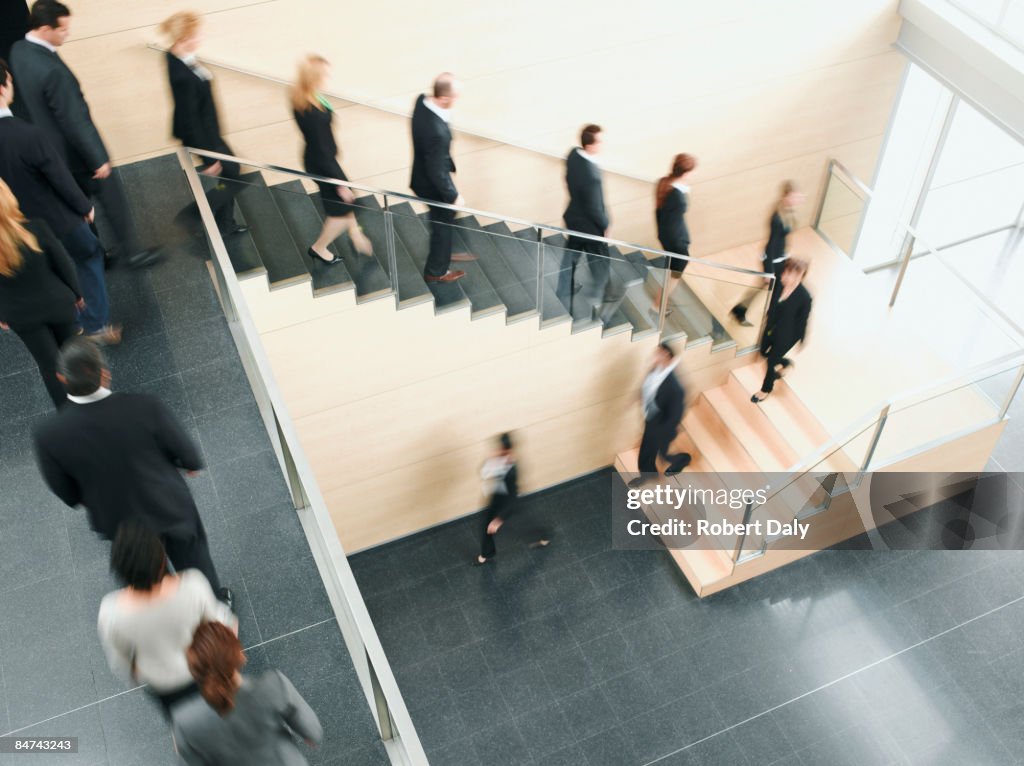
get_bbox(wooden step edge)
[669,547,734,597]
[684,397,762,475]
[731,364,833,448]
[708,383,799,471]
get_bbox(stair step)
[608,246,649,287]
[642,272,719,350]
[355,196,432,308]
[456,217,538,321]
[235,172,310,289]
[270,181,354,297]
[617,290,657,340]
[683,397,763,476]
[222,218,266,279]
[705,380,800,473]
[508,225,570,325]
[542,233,637,333]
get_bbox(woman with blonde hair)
[730,179,805,326]
[0,179,84,408]
[159,12,246,237]
[292,54,372,264]
[171,621,322,765]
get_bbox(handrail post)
[813,158,835,232]
[731,501,755,562]
[536,227,544,324]
[383,195,399,308]
[860,404,891,472]
[656,260,670,336]
[1000,364,1024,420]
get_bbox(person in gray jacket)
[172,621,323,765]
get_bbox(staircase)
[614,361,858,596]
[214,172,737,350]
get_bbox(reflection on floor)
[0,156,386,765]
[350,469,1024,766]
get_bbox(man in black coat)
[9,1,157,268]
[410,72,473,284]
[33,339,231,605]
[562,124,616,321]
[636,343,691,478]
[0,58,120,344]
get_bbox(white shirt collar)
[25,32,57,53]
[423,96,451,124]
[67,387,112,405]
[0,107,12,119]
[672,182,690,194]
[576,147,600,166]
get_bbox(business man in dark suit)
[563,124,616,322]
[636,343,691,480]
[34,339,232,606]
[9,1,158,268]
[0,0,29,65]
[0,59,120,344]
[410,72,474,284]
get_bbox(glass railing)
[733,350,1024,562]
[815,159,870,258]
[176,150,429,765]
[182,147,776,352]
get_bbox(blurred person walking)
[98,522,236,714]
[475,433,550,565]
[651,153,697,320]
[291,54,372,264]
[172,621,323,765]
[633,342,690,484]
[9,1,159,268]
[33,338,232,603]
[730,180,804,326]
[160,11,247,238]
[751,258,812,403]
[0,179,83,407]
[0,58,120,344]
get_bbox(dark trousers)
[60,222,110,333]
[558,236,613,315]
[638,422,688,474]
[424,204,455,277]
[759,343,794,394]
[9,319,76,408]
[161,520,221,593]
[73,169,143,258]
[480,494,512,559]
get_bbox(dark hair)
[57,338,105,396]
[433,72,456,98]
[0,59,10,89]
[783,257,808,277]
[499,432,513,451]
[656,153,697,209]
[580,124,602,148]
[658,342,675,359]
[187,622,247,715]
[110,521,167,591]
[29,0,71,30]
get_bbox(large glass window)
[948,0,1024,49]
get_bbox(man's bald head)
[432,72,461,108]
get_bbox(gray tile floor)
[350,471,1024,766]
[0,156,387,765]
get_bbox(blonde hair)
[291,54,329,112]
[775,179,799,230]
[0,180,38,278]
[158,11,201,46]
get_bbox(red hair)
[186,622,246,715]
[656,153,696,209]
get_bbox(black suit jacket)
[647,369,685,430]
[563,148,607,235]
[656,187,689,251]
[166,52,223,153]
[8,39,109,177]
[0,115,92,237]
[0,219,80,326]
[34,392,204,539]
[294,104,346,180]
[763,283,812,354]
[410,94,457,203]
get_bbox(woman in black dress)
[0,180,83,408]
[160,12,246,237]
[292,55,372,264]
[651,153,696,319]
[730,180,804,326]
[751,257,812,403]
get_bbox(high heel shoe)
[307,247,341,266]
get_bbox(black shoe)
[628,477,647,489]
[125,248,163,269]
[219,224,249,237]
[307,247,342,265]
[665,454,692,476]
[217,587,235,611]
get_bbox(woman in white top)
[97,521,236,715]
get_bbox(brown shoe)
[450,252,478,262]
[424,270,465,283]
[86,324,123,346]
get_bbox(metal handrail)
[177,149,428,765]
[183,146,776,282]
